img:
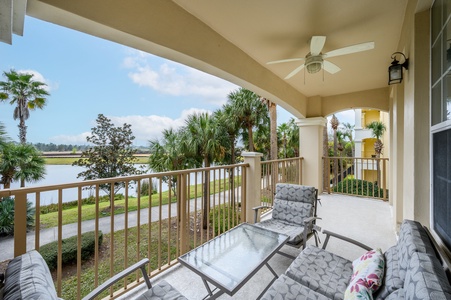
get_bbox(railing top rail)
[0,163,250,197]
[261,157,304,164]
[323,156,389,160]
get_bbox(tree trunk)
[323,126,328,191]
[269,102,277,160]
[202,158,210,229]
[248,125,254,152]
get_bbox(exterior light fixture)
[388,52,409,85]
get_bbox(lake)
[8,165,233,206]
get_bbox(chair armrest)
[82,258,151,300]
[321,229,372,251]
[253,205,272,223]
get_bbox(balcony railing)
[0,156,304,299]
[324,156,389,201]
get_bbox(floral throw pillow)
[344,248,385,300]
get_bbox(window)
[431,0,451,248]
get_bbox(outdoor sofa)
[262,219,451,299]
[1,250,186,300]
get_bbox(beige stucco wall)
[397,5,431,227]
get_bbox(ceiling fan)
[267,36,375,79]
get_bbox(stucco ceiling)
[25,0,413,117]
[172,0,408,98]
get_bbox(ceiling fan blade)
[323,60,341,74]
[267,58,305,64]
[324,41,375,58]
[310,36,326,56]
[285,64,305,79]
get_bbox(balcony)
[0,156,395,299]
[120,193,396,299]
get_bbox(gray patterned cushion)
[136,280,188,300]
[397,220,437,280]
[285,245,353,300]
[403,252,451,300]
[253,219,306,245]
[272,184,316,226]
[375,246,403,299]
[384,289,405,299]
[3,250,59,300]
[261,274,330,300]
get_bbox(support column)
[296,117,327,191]
[242,152,263,223]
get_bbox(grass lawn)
[44,156,150,165]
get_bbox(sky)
[0,17,354,147]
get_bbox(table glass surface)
[178,223,288,293]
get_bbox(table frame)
[178,223,289,299]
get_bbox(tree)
[0,70,49,145]
[148,128,196,196]
[366,121,387,157]
[261,98,278,160]
[341,122,355,157]
[73,114,143,200]
[0,143,46,189]
[366,121,387,186]
[278,123,290,158]
[183,112,226,228]
[330,114,340,182]
[227,88,268,152]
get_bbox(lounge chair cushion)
[135,280,188,300]
[374,246,403,299]
[3,250,59,300]
[272,184,316,226]
[402,252,451,300]
[285,245,353,300]
[254,219,305,245]
[261,274,330,300]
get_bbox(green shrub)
[40,194,124,214]
[39,231,103,270]
[139,179,157,196]
[333,178,388,198]
[0,197,35,236]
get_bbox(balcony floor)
[119,193,397,300]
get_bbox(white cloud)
[49,108,212,146]
[18,69,58,92]
[49,132,91,144]
[123,51,237,105]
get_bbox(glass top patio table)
[178,222,288,297]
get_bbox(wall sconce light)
[388,52,409,85]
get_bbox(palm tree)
[330,114,340,183]
[366,121,387,186]
[261,98,278,160]
[0,143,46,189]
[0,70,49,145]
[278,123,290,158]
[148,128,196,196]
[184,112,226,228]
[227,88,268,152]
[341,122,355,157]
[0,122,8,148]
[286,118,299,157]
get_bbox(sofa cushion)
[3,250,59,300]
[397,220,436,279]
[286,245,353,300]
[403,252,451,300]
[253,219,305,245]
[374,246,403,299]
[135,280,188,300]
[261,274,330,300]
[351,248,385,293]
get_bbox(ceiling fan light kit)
[267,36,375,80]
[305,54,323,74]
